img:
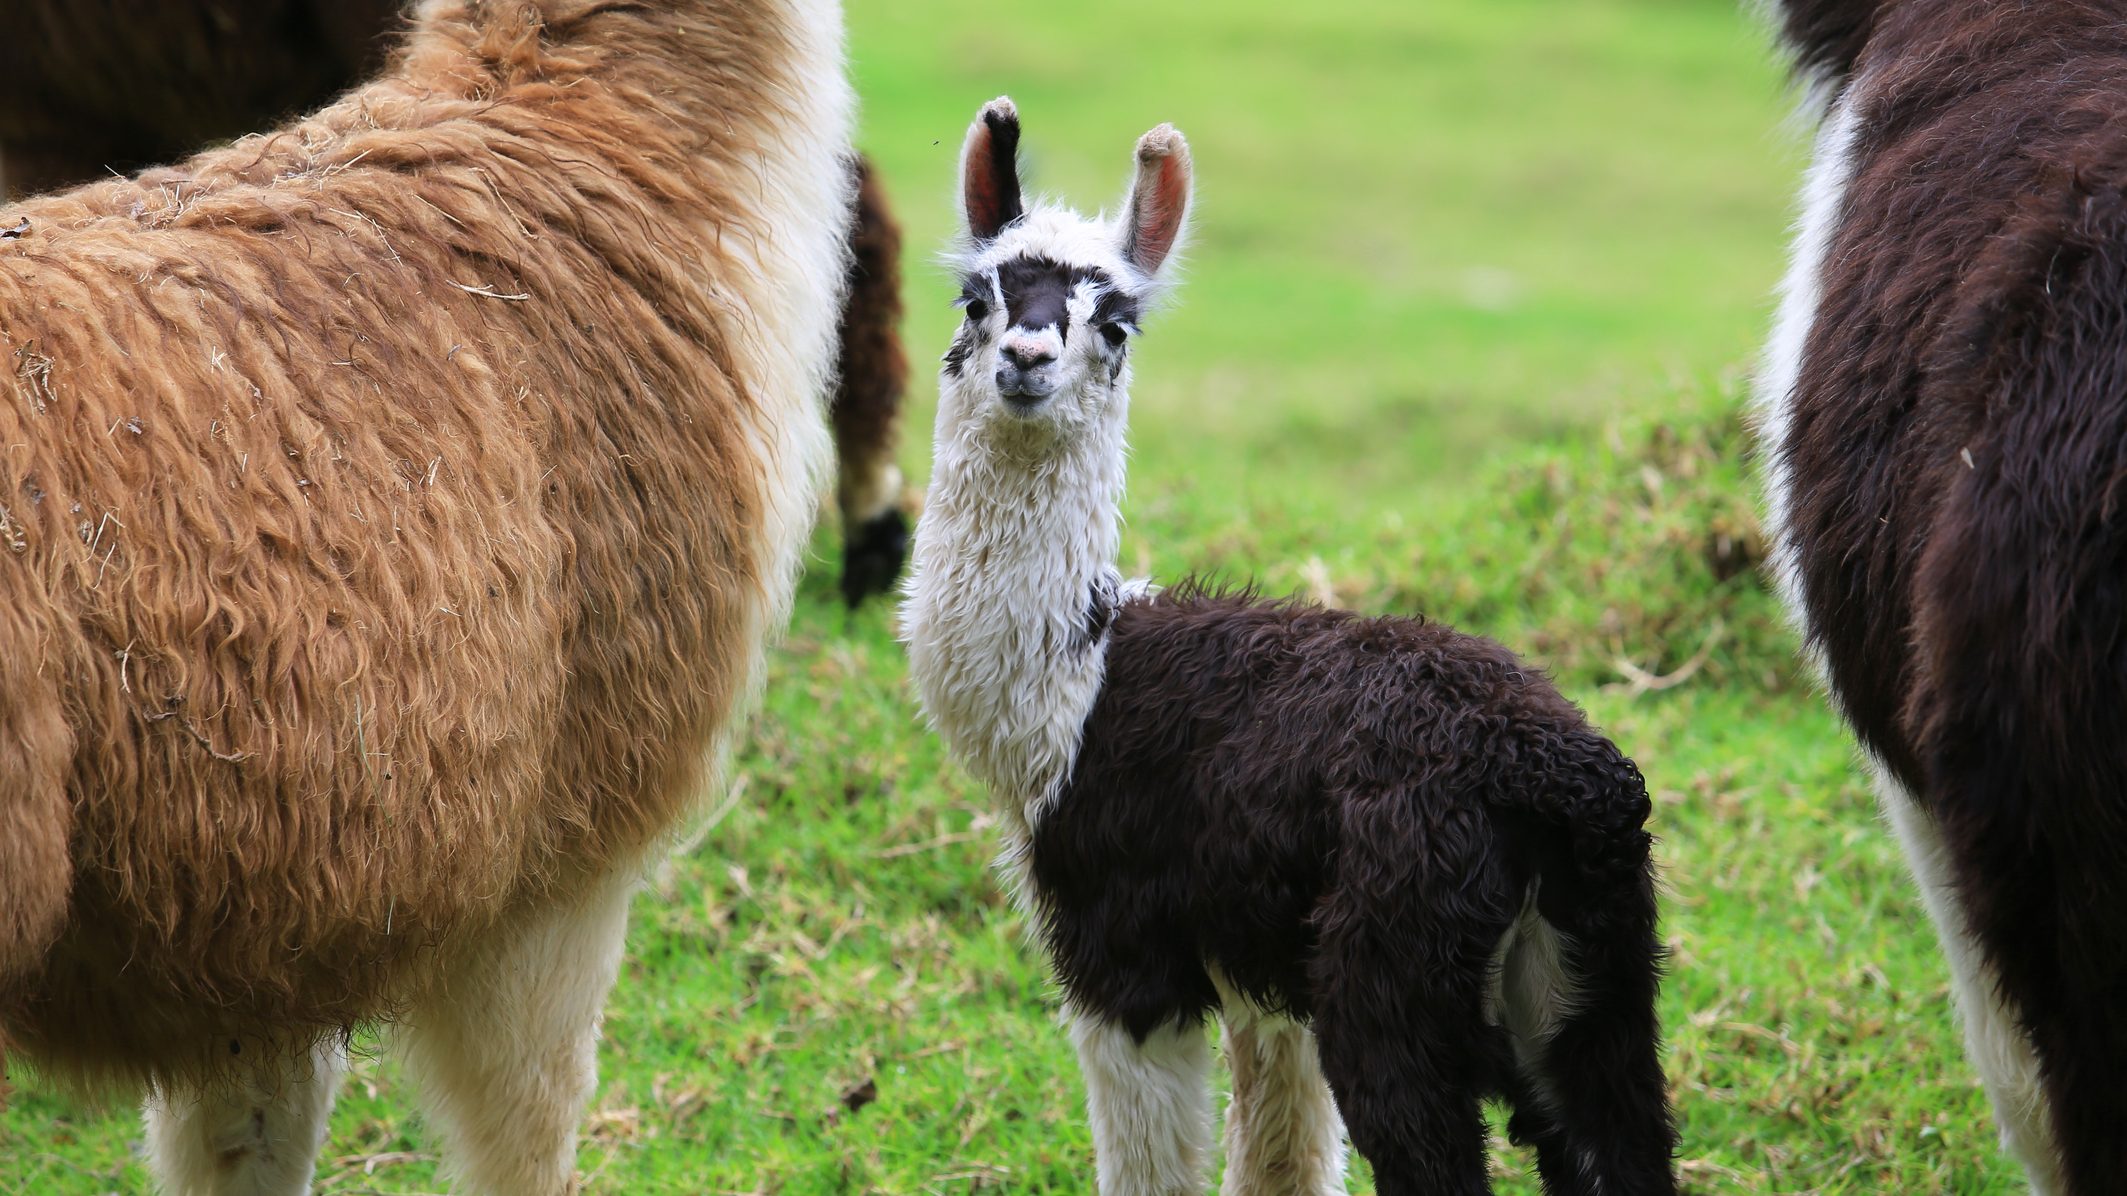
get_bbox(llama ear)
[1119,123,1191,278]
[960,97,1024,243]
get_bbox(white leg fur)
[1218,1013,1346,1196]
[1878,770,2067,1195]
[1756,92,1864,650]
[396,866,638,1196]
[1070,1007,1215,1196]
[145,1037,347,1196]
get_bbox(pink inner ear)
[964,128,1003,234]
[1132,155,1188,274]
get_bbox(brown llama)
[1759,2,2127,1192]
[0,0,914,606]
[0,0,851,1192]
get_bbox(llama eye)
[1099,322,1132,349]
[963,297,990,323]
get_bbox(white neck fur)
[901,367,1131,833]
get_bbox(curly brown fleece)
[0,0,912,610]
[0,0,847,1093]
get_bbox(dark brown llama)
[1759,3,2127,1192]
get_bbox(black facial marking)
[970,257,1140,343]
[1093,289,1142,354]
[942,326,975,375]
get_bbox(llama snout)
[996,334,1061,402]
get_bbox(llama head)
[939,97,1191,455]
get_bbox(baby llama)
[903,98,1678,1196]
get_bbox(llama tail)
[1504,730,1678,1193]
[832,153,911,608]
[1897,194,2127,1196]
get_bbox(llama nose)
[1001,339,1056,372]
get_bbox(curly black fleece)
[1030,585,1676,1195]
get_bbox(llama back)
[0,0,852,1089]
[1041,586,1652,1004]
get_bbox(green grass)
[0,1,2031,1193]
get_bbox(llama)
[0,0,850,1191]
[0,0,914,606]
[831,153,914,606]
[902,97,1677,1196]
[1757,4,2127,1193]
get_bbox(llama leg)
[1218,1011,1346,1196]
[1308,894,1503,1196]
[1068,1006,1215,1196]
[1879,774,2066,1195]
[1501,900,1677,1195]
[396,866,637,1196]
[1310,971,1492,1196]
[831,153,910,608]
[144,1037,347,1196]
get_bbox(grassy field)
[1,1,2031,1193]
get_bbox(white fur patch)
[716,0,854,692]
[1212,974,1347,1196]
[900,363,1130,832]
[1069,1008,1215,1196]
[1485,886,1581,1118]
[1875,765,2067,1195]
[1755,92,1864,665]
[146,1038,348,1196]
[397,865,640,1195]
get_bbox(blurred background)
[855,0,1798,511]
[0,2,2028,1192]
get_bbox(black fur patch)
[839,508,909,609]
[961,257,1140,344]
[964,106,1024,241]
[941,326,975,376]
[1030,585,1675,1194]
[1768,0,1879,89]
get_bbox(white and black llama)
[903,97,1677,1196]
[1759,3,2127,1193]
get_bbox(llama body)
[0,0,851,1190]
[905,99,1675,1196]
[0,0,914,607]
[1759,4,2127,1193]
